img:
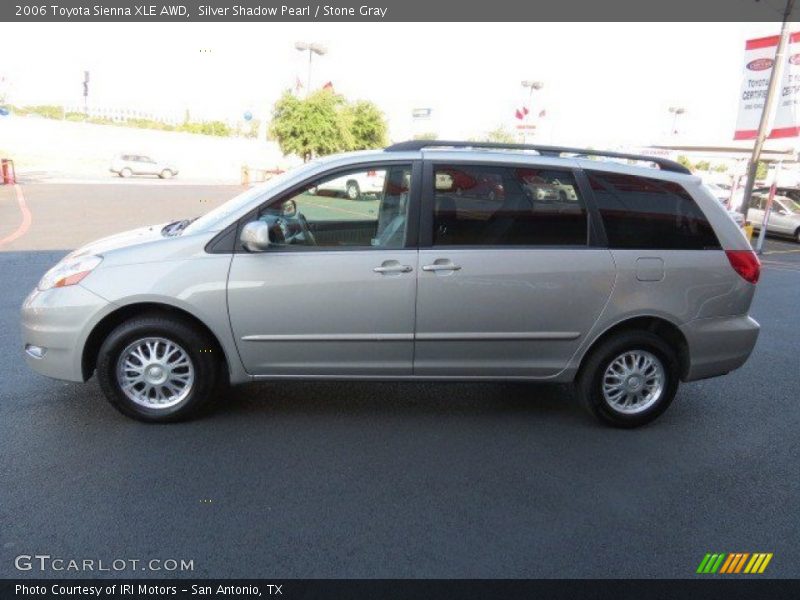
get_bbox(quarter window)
[258,165,412,249]
[587,171,720,250]
[432,164,588,246]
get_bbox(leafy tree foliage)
[269,90,387,161]
[694,160,711,172]
[484,126,517,144]
[346,100,388,150]
[413,132,438,140]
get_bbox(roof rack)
[384,140,691,175]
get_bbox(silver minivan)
[22,142,761,427]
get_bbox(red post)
[1,159,15,185]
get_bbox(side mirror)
[777,209,789,216]
[240,221,271,252]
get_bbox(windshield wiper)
[161,218,198,237]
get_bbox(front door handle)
[422,261,461,272]
[374,261,413,274]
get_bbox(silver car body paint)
[22,148,760,388]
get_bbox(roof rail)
[384,140,691,175]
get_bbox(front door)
[228,162,419,376]
[414,161,615,377]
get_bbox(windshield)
[183,167,310,234]
[779,197,800,214]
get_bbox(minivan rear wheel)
[96,315,221,422]
[576,330,679,428]
[119,168,132,178]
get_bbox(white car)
[110,154,179,179]
[703,182,730,203]
[310,169,385,200]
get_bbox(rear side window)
[432,164,588,246]
[587,171,720,250]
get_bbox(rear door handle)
[422,262,461,272]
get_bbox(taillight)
[725,250,761,284]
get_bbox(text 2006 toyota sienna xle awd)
[21,141,761,427]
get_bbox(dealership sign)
[735,32,800,139]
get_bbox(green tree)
[677,155,693,170]
[413,131,438,141]
[269,90,353,161]
[483,126,517,144]
[713,164,729,173]
[694,160,711,172]
[346,100,388,150]
[756,160,768,180]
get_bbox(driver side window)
[258,165,412,249]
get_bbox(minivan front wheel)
[96,315,221,422]
[576,331,679,428]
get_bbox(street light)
[295,41,327,95]
[520,80,544,142]
[521,80,544,91]
[668,106,686,135]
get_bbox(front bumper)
[680,314,760,382]
[20,284,111,382]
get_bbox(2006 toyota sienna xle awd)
[21,141,761,427]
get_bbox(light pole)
[294,41,327,96]
[668,106,685,135]
[520,80,543,143]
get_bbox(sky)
[0,22,795,149]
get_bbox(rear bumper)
[680,314,760,382]
[20,284,111,382]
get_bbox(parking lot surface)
[1,183,799,578]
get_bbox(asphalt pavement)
[1,183,799,579]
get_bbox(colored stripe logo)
[696,553,773,574]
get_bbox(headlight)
[38,255,103,291]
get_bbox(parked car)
[309,169,384,200]
[753,185,800,204]
[700,183,744,227]
[748,191,800,242]
[22,141,760,427]
[110,154,179,179]
[702,182,729,203]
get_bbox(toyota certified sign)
[735,32,800,140]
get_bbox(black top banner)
[2,0,800,22]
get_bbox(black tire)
[346,181,361,201]
[575,330,679,428]
[120,168,132,178]
[96,314,222,422]
[159,169,173,179]
[794,227,800,244]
